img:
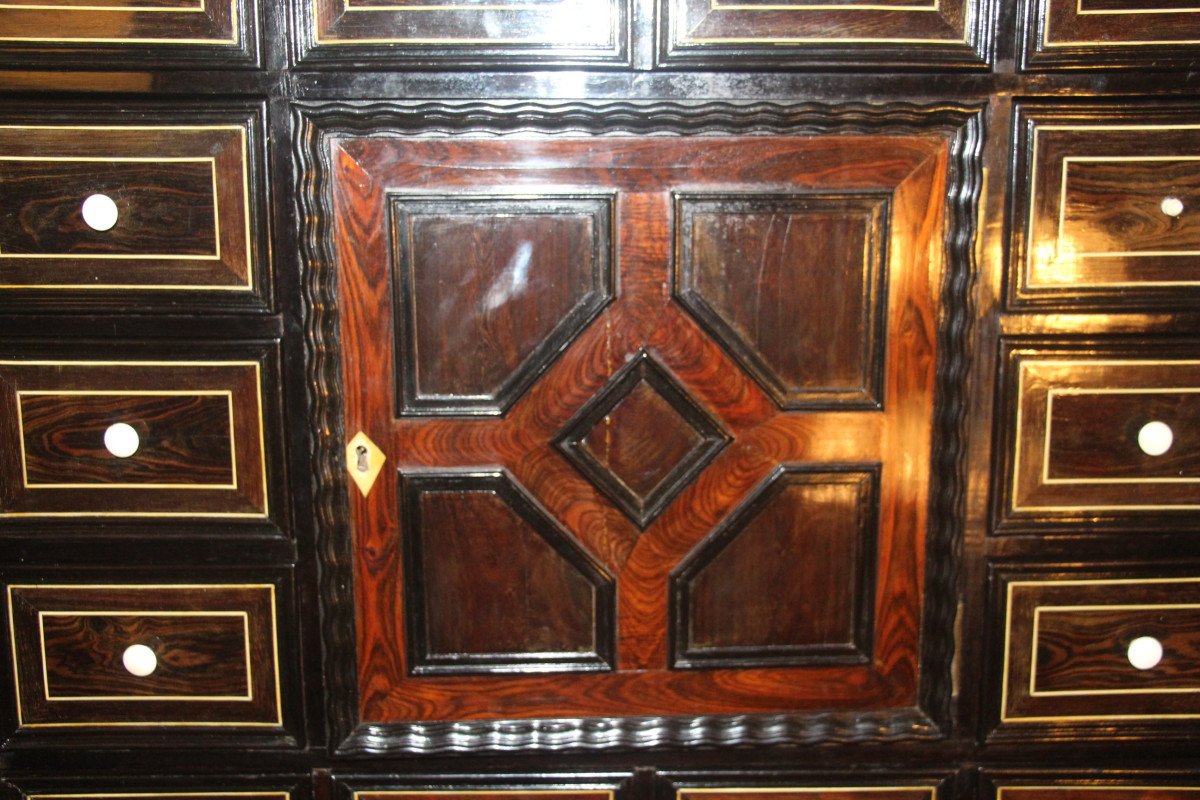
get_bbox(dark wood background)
[4,0,1200,797]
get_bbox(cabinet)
[3,3,1200,800]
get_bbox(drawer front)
[300,0,629,67]
[661,0,988,68]
[997,788,1200,800]
[1012,106,1200,308]
[0,116,261,298]
[0,0,255,67]
[677,790,938,800]
[999,574,1200,725]
[7,584,281,727]
[1023,0,1200,69]
[1000,342,1200,529]
[0,359,269,518]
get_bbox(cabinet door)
[301,103,977,753]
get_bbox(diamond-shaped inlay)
[554,351,730,528]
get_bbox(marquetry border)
[295,99,982,753]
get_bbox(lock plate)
[346,430,386,498]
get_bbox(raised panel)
[675,193,889,410]
[659,0,989,68]
[1022,0,1200,69]
[6,584,281,727]
[1011,105,1200,309]
[554,351,730,528]
[391,195,613,416]
[671,465,879,669]
[299,0,629,67]
[400,471,615,675]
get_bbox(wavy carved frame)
[294,100,983,755]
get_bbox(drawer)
[998,572,1200,727]
[0,110,267,306]
[300,0,628,67]
[0,0,256,68]
[998,341,1200,530]
[0,358,270,519]
[1022,0,1200,69]
[6,583,281,727]
[676,789,938,800]
[661,0,988,68]
[1012,105,1200,308]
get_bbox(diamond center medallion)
[555,351,730,529]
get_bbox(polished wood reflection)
[330,130,950,724]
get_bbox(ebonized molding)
[295,99,982,755]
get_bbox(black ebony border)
[294,99,982,754]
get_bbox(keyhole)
[356,444,370,472]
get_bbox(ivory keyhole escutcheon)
[346,431,386,497]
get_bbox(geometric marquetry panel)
[400,470,615,675]
[555,351,730,529]
[675,193,890,410]
[671,465,879,669]
[390,195,613,417]
[311,103,974,750]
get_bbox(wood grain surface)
[330,131,948,724]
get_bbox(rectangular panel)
[999,574,1200,725]
[0,359,269,518]
[659,0,988,68]
[1023,0,1200,68]
[7,584,281,727]
[1012,105,1200,308]
[300,0,628,66]
[0,121,256,294]
[679,789,937,800]
[999,341,1200,529]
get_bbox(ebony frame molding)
[294,99,982,755]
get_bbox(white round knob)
[122,643,157,677]
[1137,420,1174,457]
[81,193,119,232]
[1161,197,1185,218]
[1127,635,1164,671]
[103,422,140,458]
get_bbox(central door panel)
[328,128,952,727]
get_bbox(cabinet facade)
[2,4,1200,800]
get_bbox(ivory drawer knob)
[1127,635,1164,671]
[1137,420,1174,457]
[1161,197,1185,218]
[103,422,140,458]
[122,643,158,677]
[81,193,119,232]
